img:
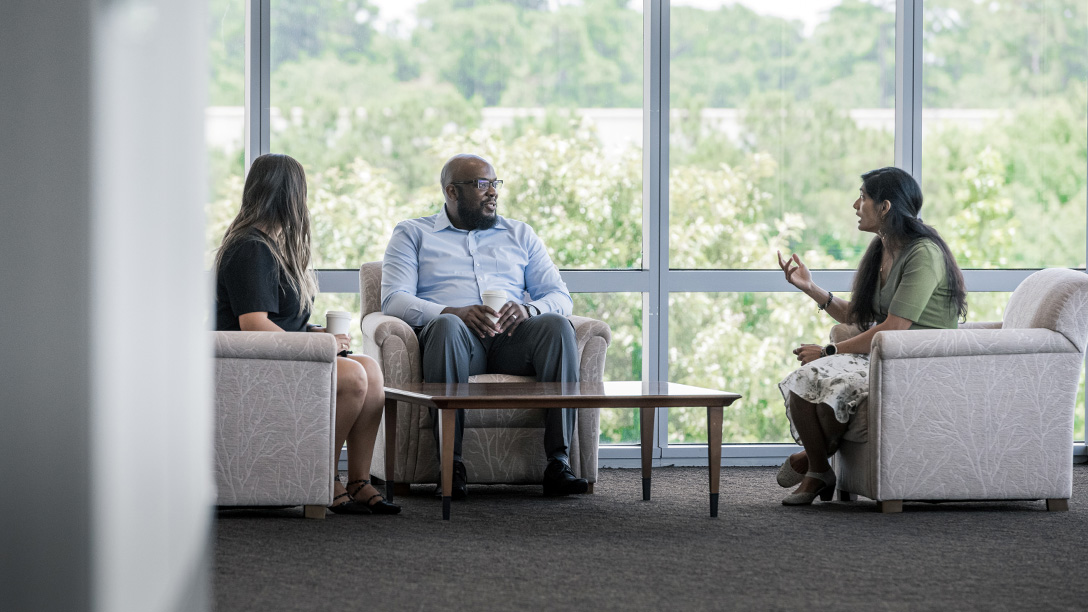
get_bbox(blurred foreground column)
[0,1,212,611]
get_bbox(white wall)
[0,1,212,611]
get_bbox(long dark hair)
[850,167,967,328]
[214,153,317,315]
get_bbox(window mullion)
[644,0,671,459]
[894,0,922,180]
[244,0,270,171]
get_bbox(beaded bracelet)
[818,290,834,311]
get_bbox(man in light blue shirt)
[382,153,588,500]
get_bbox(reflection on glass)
[572,293,642,444]
[669,0,895,270]
[921,1,1087,268]
[267,0,643,269]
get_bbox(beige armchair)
[832,268,1088,512]
[358,261,612,489]
[213,331,337,518]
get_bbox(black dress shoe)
[435,461,469,500]
[542,460,589,497]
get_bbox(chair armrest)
[360,312,422,384]
[213,331,336,363]
[960,321,1001,330]
[570,315,612,383]
[361,313,418,350]
[832,321,1001,344]
[871,327,1078,361]
[570,315,612,351]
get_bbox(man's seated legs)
[418,312,588,497]
[418,313,487,499]
[489,313,588,496]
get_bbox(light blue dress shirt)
[381,205,573,327]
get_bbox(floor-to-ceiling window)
[208,0,1087,465]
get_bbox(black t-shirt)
[215,234,310,332]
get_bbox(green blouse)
[876,239,959,330]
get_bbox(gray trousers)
[417,312,579,465]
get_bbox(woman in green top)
[774,167,967,506]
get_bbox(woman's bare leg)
[787,450,808,475]
[344,355,386,503]
[332,356,368,503]
[816,402,847,454]
[787,401,847,475]
[787,391,846,495]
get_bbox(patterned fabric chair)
[358,261,612,489]
[213,331,337,518]
[832,268,1088,512]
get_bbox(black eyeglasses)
[451,179,503,191]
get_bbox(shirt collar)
[431,203,510,233]
[431,205,454,233]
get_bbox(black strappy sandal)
[347,479,401,515]
[330,477,372,515]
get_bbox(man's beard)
[456,190,498,230]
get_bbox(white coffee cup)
[480,290,506,324]
[325,310,351,336]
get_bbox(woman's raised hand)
[777,250,813,291]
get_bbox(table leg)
[640,406,654,501]
[439,408,455,520]
[708,405,723,517]
[384,398,397,503]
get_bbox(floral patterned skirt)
[778,353,870,445]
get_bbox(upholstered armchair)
[832,268,1088,512]
[213,331,337,518]
[358,261,612,490]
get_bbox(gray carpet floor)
[215,465,1088,611]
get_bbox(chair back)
[1003,268,1088,353]
[359,261,383,317]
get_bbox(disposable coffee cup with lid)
[480,290,506,324]
[325,310,352,336]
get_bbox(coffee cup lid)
[325,310,351,318]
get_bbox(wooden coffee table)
[381,381,741,520]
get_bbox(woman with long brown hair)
[215,153,398,515]
[775,167,967,506]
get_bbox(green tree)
[798,0,896,107]
[670,4,803,108]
